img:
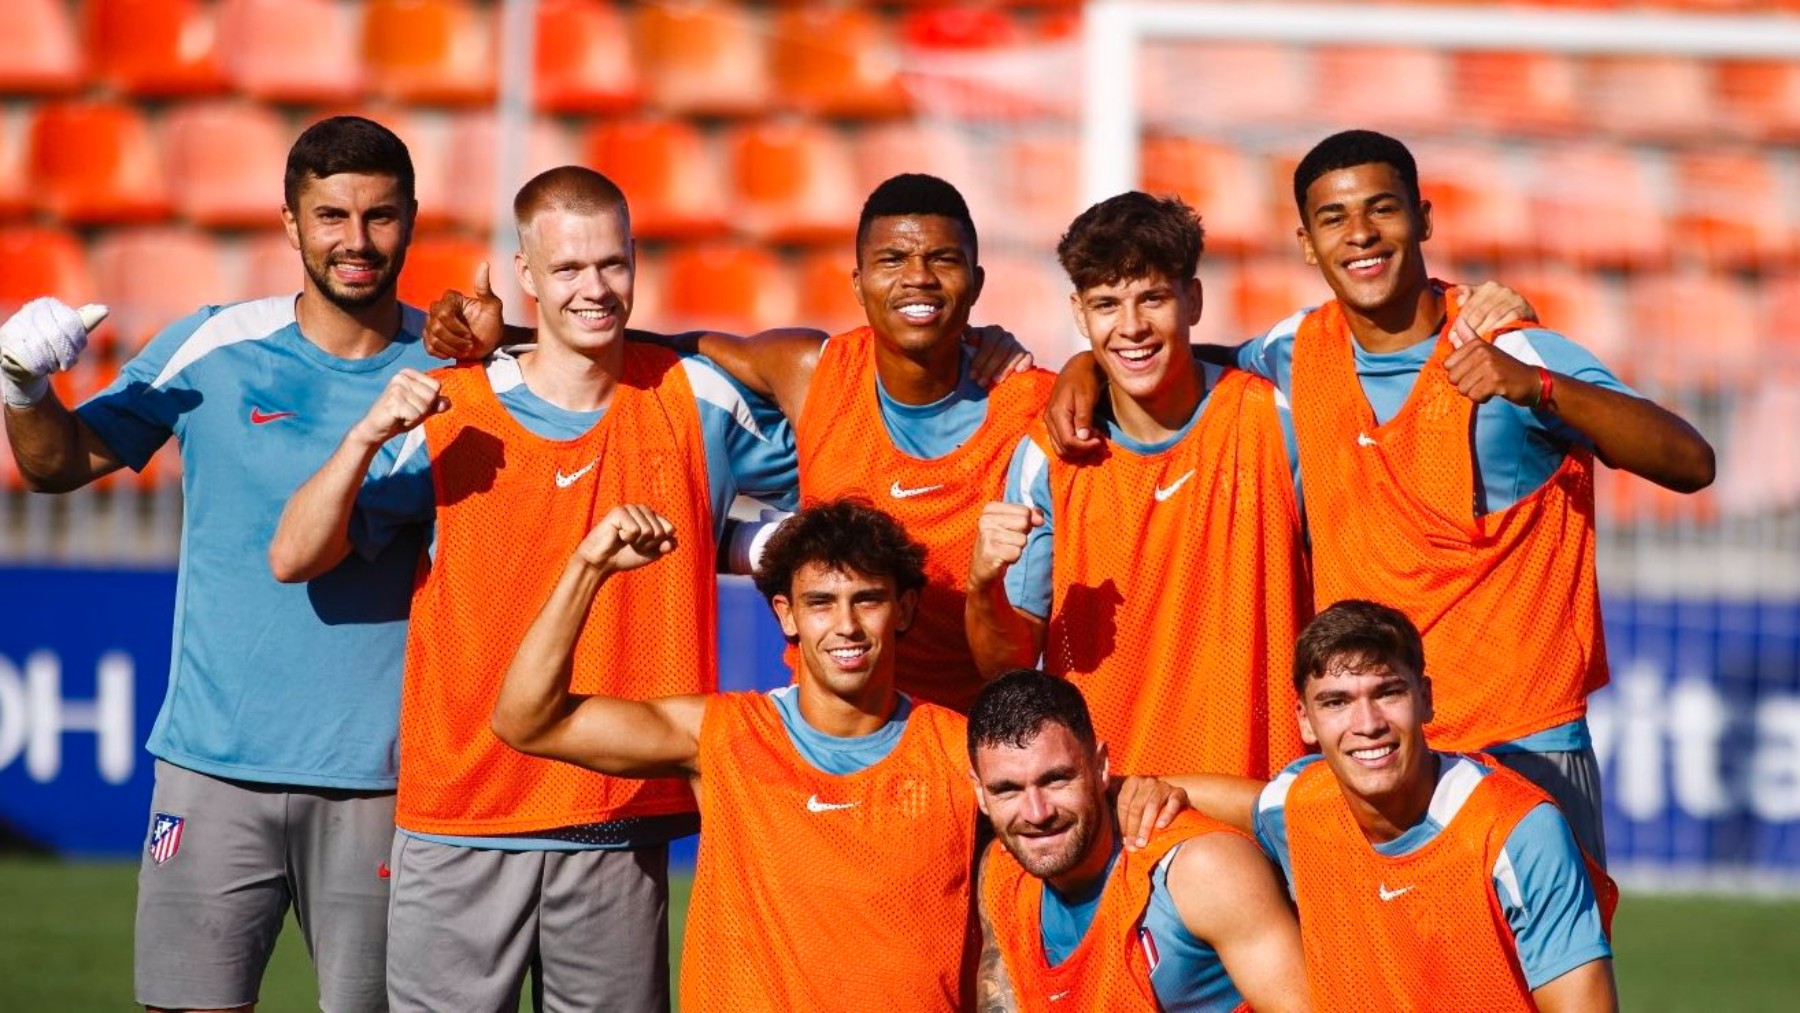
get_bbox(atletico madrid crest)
[148,812,185,865]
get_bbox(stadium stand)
[215,0,366,103]
[726,118,861,245]
[363,0,498,106]
[0,0,84,95]
[162,101,290,228]
[27,100,171,224]
[85,0,229,98]
[635,0,771,116]
[533,0,642,113]
[584,117,729,239]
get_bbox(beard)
[303,247,403,311]
[1006,809,1099,881]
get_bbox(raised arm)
[965,502,1047,678]
[491,505,707,779]
[269,368,445,582]
[2,299,127,492]
[1168,832,1313,1013]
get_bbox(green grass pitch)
[1,859,1796,1010]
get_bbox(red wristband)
[1536,366,1555,411]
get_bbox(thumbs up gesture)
[424,262,507,361]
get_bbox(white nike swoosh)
[889,480,945,500]
[806,794,859,813]
[1357,432,1379,447]
[1378,883,1415,902]
[1153,470,1195,502]
[555,460,597,489]
[1048,991,1072,1002]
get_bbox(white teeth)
[897,304,937,320]
[827,647,867,660]
[1348,256,1385,270]
[1117,347,1155,361]
[1349,745,1396,760]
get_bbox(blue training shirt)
[77,295,436,790]
[1037,837,1245,1011]
[1253,753,1612,992]
[348,346,798,850]
[1236,314,1635,754]
[871,342,991,459]
[1000,361,1300,619]
[769,684,911,774]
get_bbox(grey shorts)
[135,759,395,1011]
[385,835,670,1013]
[1493,745,1609,869]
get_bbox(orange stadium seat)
[163,102,290,229]
[898,6,1076,121]
[975,251,1078,368]
[1527,146,1665,269]
[1626,270,1760,391]
[216,0,363,103]
[242,230,301,299]
[1451,51,1581,134]
[1232,256,1331,338]
[398,237,492,311]
[534,0,641,113]
[363,0,497,106]
[1312,47,1452,133]
[1713,59,1800,140]
[1504,267,1625,366]
[27,102,171,224]
[1762,271,1800,355]
[1139,137,1268,255]
[794,247,863,337]
[91,228,232,353]
[770,6,910,119]
[659,242,795,335]
[635,0,771,116]
[987,130,1080,246]
[1671,149,1796,270]
[0,0,83,94]
[584,119,728,240]
[445,114,577,232]
[1412,141,1533,264]
[0,226,95,317]
[1582,56,1712,140]
[851,121,987,212]
[1140,43,1306,131]
[85,0,228,97]
[727,120,860,245]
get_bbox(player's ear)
[1296,696,1319,747]
[1297,225,1318,267]
[1182,276,1203,327]
[1095,742,1109,785]
[772,593,800,644]
[970,769,990,817]
[515,251,537,301]
[1416,197,1433,243]
[1068,291,1090,342]
[281,204,300,250]
[895,587,920,635]
[1418,674,1434,725]
[968,262,986,305]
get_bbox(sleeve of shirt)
[1252,756,1314,892]
[1233,309,1308,396]
[1000,436,1055,620]
[684,355,800,534]
[74,306,221,471]
[1494,328,1641,451]
[349,428,436,562]
[1495,803,1613,991]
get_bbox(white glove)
[1,298,107,407]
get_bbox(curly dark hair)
[967,669,1096,763]
[752,498,928,607]
[1056,191,1204,293]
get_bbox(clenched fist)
[969,501,1043,590]
[577,504,679,575]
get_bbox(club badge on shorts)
[148,812,185,865]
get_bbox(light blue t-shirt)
[1236,313,1635,754]
[769,684,911,774]
[1038,836,1245,1011]
[872,343,991,459]
[1254,753,1612,992]
[77,295,436,790]
[1001,361,1300,619]
[348,347,798,850]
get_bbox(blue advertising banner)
[4,566,1799,888]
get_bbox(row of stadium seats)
[7,1,1799,140]
[4,220,1794,387]
[5,99,1798,271]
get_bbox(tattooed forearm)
[975,849,1021,1013]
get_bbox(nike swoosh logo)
[249,408,297,425]
[889,480,945,500]
[1048,991,1072,1002]
[1153,470,1195,502]
[805,794,859,813]
[1378,883,1414,902]
[555,460,597,489]
[1357,432,1379,447]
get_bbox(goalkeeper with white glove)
[1,296,117,491]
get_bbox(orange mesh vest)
[1286,754,1618,1012]
[981,810,1251,1013]
[395,345,716,834]
[1037,368,1309,778]
[681,692,978,1012]
[1290,297,1608,751]
[796,327,1055,712]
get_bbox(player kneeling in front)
[969,670,1311,1012]
[1183,600,1618,1012]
